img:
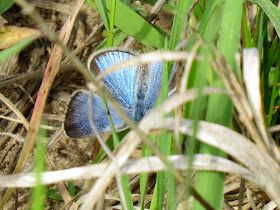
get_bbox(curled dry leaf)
[0,25,42,49]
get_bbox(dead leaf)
[0,25,42,49]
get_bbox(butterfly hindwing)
[146,62,164,110]
[64,90,129,138]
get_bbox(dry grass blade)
[30,0,74,14]
[0,154,256,187]
[46,154,73,204]
[261,201,277,210]
[0,132,25,143]
[246,188,257,210]
[179,40,202,93]
[242,48,280,162]
[0,92,29,129]
[212,47,267,151]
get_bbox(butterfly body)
[64,48,164,138]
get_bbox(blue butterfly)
[64,48,172,138]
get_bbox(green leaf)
[169,0,195,50]
[67,181,75,197]
[105,0,166,49]
[93,0,110,30]
[45,189,63,201]
[0,0,14,14]
[30,123,47,210]
[194,0,244,209]
[0,37,35,64]
[252,0,280,38]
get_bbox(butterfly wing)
[64,90,131,138]
[146,62,164,110]
[88,50,137,108]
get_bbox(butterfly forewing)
[88,50,137,108]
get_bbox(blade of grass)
[95,29,128,50]
[140,135,156,210]
[150,52,170,209]
[88,0,110,30]
[193,2,204,20]
[194,0,244,210]
[105,0,165,49]
[107,0,116,46]
[183,0,224,209]
[168,0,195,51]
[242,4,252,48]
[85,0,115,46]
[166,3,199,204]
[251,0,280,38]
[30,123,47,210]
[260,19,270,113]
[253,9,264,52]
[87,0,166,48]
[0,37,36,63]
[119,175,134,210]
[267,41,280,126]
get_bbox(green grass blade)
[252,8,265,53]
[167,163,177,210]
[182,0,224,209]
[218,0,244,69]
[253,0,280,38]
[0,37,35,63]
[30,123,47,210]
[140,136,155,210]
[149,182,158,209]
[194,0,244,209]
[109,0,116,29]
[85,0,115,46]
[0,0,14,14]
[242,4,252,48]
[153,171,165,209]
[89,126,133,209]
[193,2,204,20]
[261,21,270,113]
[169,0,195,50]
[120,175,134,210]
[87,0,166,48]
[97,99,133,209]
[184,2,224,207]
[105,0,165,49]
[95,29,128,50]
[150,41,173,209]
[67,181,76,197]
[86,0,110,30]
[267,41,280,126]
[107,0,116,46]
